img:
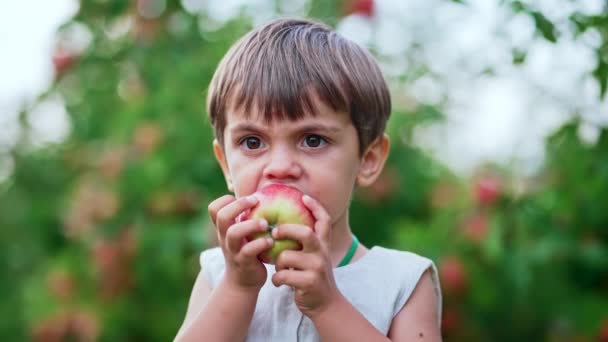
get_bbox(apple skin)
[238,184,314,264]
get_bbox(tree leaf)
[592,55,608,99]
[531,11,558,43]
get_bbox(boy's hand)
[208,195,273,291]
[270,195,341,318]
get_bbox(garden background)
[1,0,607,341]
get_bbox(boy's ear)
[213,139,234,192]
[356,134,390,187]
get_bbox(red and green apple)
[238,184,314,264]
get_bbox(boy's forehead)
[225,102,351,129]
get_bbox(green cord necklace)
[337,235,359,267]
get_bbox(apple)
[599,319,608,342]
[47,269,75,300]
[52,48,76,77]
[463,214,489,244]
[238,184,314,264]
[439,256,468,297]
[343,0,374,17]
[474,176,501,206]
[441,307,462,335]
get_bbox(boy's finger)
[302,195,331,244]
[215,195,259,237]
[238,236,274,261]
[207,195,235,224]
[273,224,319,252]
[274,250,317,272]
[271,269,314,289]
[225,219,268,254]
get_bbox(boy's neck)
[329,210,367,268]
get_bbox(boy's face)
[213,97,389,226]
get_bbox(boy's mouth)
[259,183,305,196]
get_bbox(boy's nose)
[262,147,302,180]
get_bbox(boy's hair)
[206,18,391,154]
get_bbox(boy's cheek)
[230,175,260,198]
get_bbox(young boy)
[175,18,442,341]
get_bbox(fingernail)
[247,195,258,203]
[302,195,311,202]
[266,238,274,246]
[259,220,268,229]
[271,228,279,238]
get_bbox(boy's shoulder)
[337,245,439,291]
[338,246,443,327]
[368,246,436,269]
[359,246,441,297]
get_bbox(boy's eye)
[241,136,264,150]
[303,134,327,148]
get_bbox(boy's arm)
[387,269,441,341]
[310,268,441,342]
[174,270,212,339]
[174,271,259,342]
[174,194,272,341]
[309,293,391,342]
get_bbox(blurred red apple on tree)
[599,319,608,342]
[239,184,314,264]
[52,48,76,77]
[442,307,462,335]
[440,256,468,297]
[47,269,75,300]
[474,176,502,206]
[31,313,70,342]
[343,0,374,17]
[463,213,489,244]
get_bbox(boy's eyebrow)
[294,123,343,134]
[229,123,343,134]
[230,123,265,134]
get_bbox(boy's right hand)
[208,194,273,291]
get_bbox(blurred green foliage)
[1,0,607,341]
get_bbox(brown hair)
[206,17,391,154]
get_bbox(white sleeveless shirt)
[199,246,442,342]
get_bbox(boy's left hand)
[271,194,342,318]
